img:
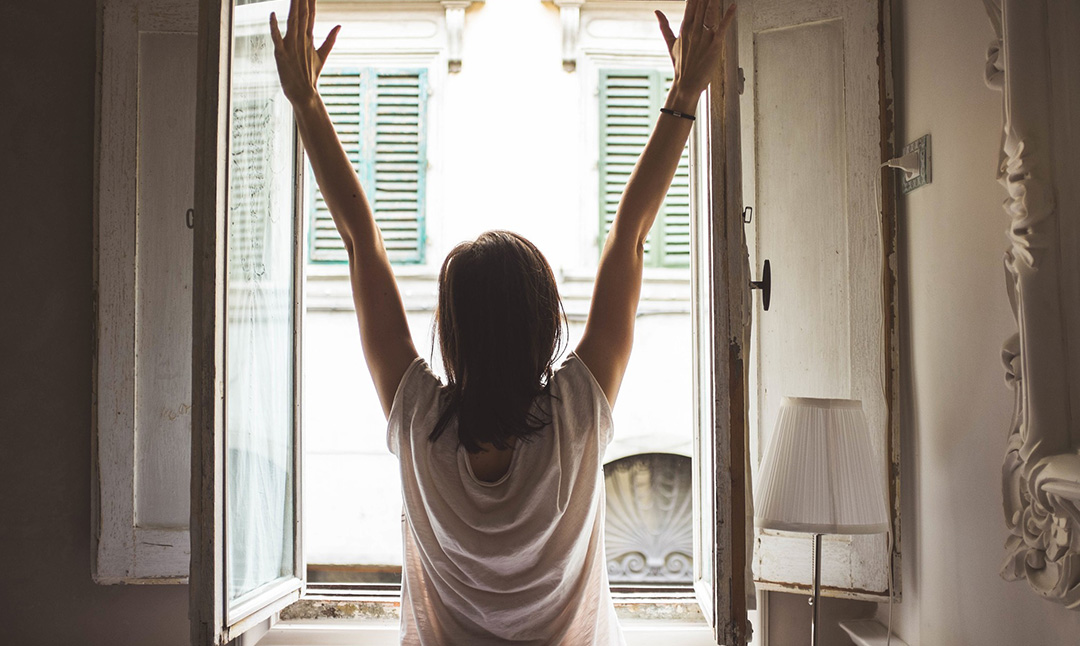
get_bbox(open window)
[188,1,752,644]
[92,0,907,643]
[190,0,305,642]
[96,0,895,643]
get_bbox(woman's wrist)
[664,82,702,116]
[289,90,322,118]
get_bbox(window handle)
[751,259,771,311]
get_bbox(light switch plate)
[901,134,932,194]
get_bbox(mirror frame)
[985,0,1080,607]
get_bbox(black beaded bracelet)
[660,107,696,121]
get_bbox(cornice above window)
[318,0,484,72]
[543,0,683,72]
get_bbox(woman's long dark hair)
[430,230,566,453]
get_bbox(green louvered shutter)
[372,70,426,264]
[598,70,691,268]
[309,69,427,264]
[659,72,691,267]
[310,70,363,263]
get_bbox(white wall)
[887,0,1080,643]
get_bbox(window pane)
[225,0,297,608]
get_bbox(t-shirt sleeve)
[557,352,616,448]
[386,357,441,456]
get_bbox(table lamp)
[754,397,889,646]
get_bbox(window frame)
[94,0,750,641]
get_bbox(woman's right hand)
[269,0,341,107]
[655,0,737,106]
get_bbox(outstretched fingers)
[690,0,708,36]
[655,11,677,57]
[702,0,721,32]
[719,4,737,33]
[269,12,283,50]
[287,0,299,41]
[295,0,310,50]
[316,25,342,74]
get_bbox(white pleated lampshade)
[755,397,889,535]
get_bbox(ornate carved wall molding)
[985,0,1080,607]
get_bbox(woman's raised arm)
[575,0,735,407]
[271,0,418,418]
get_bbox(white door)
[739,0,899,598]
[191,0,306,643]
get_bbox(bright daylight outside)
[300,0,696,604]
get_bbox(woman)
[271,1,735,643]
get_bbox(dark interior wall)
[0,1,189,643]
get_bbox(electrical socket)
[900,134,932,194]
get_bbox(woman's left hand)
[655,0,736,105]
[269,0,341,106]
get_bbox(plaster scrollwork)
[604,453,694,583]
[985,0,1080,607]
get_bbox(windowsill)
[259,583,714,645]
[258,620,715,646]
[281,583,707,622]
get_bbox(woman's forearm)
[611,83,699,247]
[271,0,417,417]
[291,93,385,263]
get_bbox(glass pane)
[225,0,297,609]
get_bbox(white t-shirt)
[387,353,627,646]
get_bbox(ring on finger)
[702,23,715,31]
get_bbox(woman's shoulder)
[553,351,597,388]
[387,357,444,455]
[551,353,613,416]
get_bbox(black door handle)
[751,259,771,311]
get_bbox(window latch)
[742,206,753,224]
[186,208,195,230]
